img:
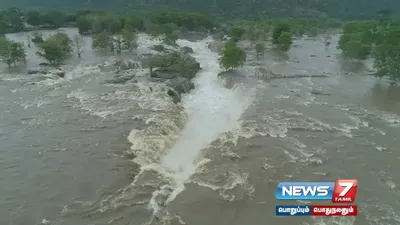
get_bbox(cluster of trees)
[218,20,295,71]
[338,11,400,82]
[91,24,136,54]
[0,7,216,36]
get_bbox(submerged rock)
[105,73,136,84]
[166,77,195,94]
[254,67,278,79]
[38,62,49,66]
[166,77,194,103]
[115,59,140,71]
[47,69,65,78]
[180,46,194,54]
[27,69,47,75]
[207,41,223,53]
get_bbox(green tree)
[219,41,246,71]
[26,10,42,26]
[92,31,110,51]
[42,9,66,28]
[121,24,136,52]
[0,36,26,67]
[246,25,258,46]
[277,32,292,51]
[3,7,24,32]
[76,15,92,34]
[73,34,84,58]
[228,26,245,42]
[272,23,290,45]
[36,33,72,65]
[372,23,400,83]
[338,22,376,60]
[255,42,265,57]
[164,30,179,45]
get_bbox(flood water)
[0,28,399,225]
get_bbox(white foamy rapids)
[160,37,254,201]
[136,33,164,55]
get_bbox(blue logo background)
[275,205,312,216]
[276,182,334,200]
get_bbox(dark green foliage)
[272,23,290,45]
[338,21,377,60]
[228,26,245,42]
[338,15,400,82]
[372,22,400,82]
[0,36,26,67]
[92,31,110,51]
[255,42,265,56]
[164,31,179,45]
[1,0,400,20]
[36,32,72,65]
[219,41,246,71]
[276,32,292,51]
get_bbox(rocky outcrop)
[166,77,195,103]
[148,52,200,103]
[150,52,200,80]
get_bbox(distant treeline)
[0,7,217,34]
[0,0,399,21]
[0,7,345,36]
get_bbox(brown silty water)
[0,29,399,225]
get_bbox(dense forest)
[0,0,399,20]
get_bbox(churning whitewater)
[161,38,252,201]
[126,37,254,221]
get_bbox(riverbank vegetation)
[337,11,400,82]
[1,6,400,83]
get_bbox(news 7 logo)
[332,179,358,203]
[275,179,358,203]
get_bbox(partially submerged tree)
[92,31,110,52]
[276,32,293,51]
[113,35,123,54]
[36,32,72,65]
[121,24,136,52]
[73,34,85,58]
[0,36,26,67]
[272,23,293,51]
[164,30,179,45]
[228,26,246,42]
[255,42,265,58]
[219,41,246,71]
[272,23,291,45]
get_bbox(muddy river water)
[0,28,399,225]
